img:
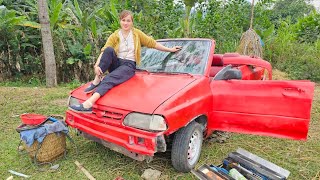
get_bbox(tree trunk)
[37,0,57,87]
[183,0,196,38]
[185,6,191,37]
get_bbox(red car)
[66,39,315,172]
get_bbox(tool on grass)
[223,158,263,180]
[227,148,289,180]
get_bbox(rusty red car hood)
[71,72,197,113]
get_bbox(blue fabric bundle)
[20,120,69,147]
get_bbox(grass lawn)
[0,76,319,179]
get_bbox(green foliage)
[83,43,92,56]
[0,75,45,86]
[0,8,35,78]
[49,0,63,29]
[191,0,251,53]
[271,0,315,26]
[295,10,320,43]
[133,0,182,39]
[0,0,319,83]
[264,20,320,82]
[60,79,83,89]
[256,25,274,41]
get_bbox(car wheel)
[171,121,204,172]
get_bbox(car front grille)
[101,110,123,120]
[92,107,127,121]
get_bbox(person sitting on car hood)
[69,10,181,113]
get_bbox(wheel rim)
[187,130,201,165]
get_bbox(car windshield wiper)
[136,68,150,74]
[151,71,193,77]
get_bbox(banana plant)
[169,0,199,38]
[183,0,197,37]
[0,9,26,27]
[49,0,63,29]
[0,7,34,73]
[61,0,109,75]
[96,0,119,35]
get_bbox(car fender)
[153,77,213,136]
[172,114,208,131]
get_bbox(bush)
[1,0,319,83]
[264,21,320,82]
[295,11,320,43]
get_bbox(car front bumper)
[65,110,166,160]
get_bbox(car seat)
[209,54,224,77]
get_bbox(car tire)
[171,121,204,172]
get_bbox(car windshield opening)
[138,40,210,75]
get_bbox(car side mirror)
[213,65,242,80]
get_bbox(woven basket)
[24,133,66,163]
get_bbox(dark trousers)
[95,47,136,96]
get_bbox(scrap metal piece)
[236,148,290,178]
[50,164,60,171]
[156,135,166,152]
[8,170,30,178]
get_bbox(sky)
[248,0,320,10]
[311,0,320,10]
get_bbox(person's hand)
[171,46,182,52]
[94,66,103,76]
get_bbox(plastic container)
[20,113,47,125]
[229,168,247,180]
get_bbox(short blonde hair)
[119,10,133,21]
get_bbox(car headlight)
[123,113,167,131]
[68,96,81,106]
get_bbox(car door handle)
[282,87,305,97]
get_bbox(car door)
[209,80,315,140]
